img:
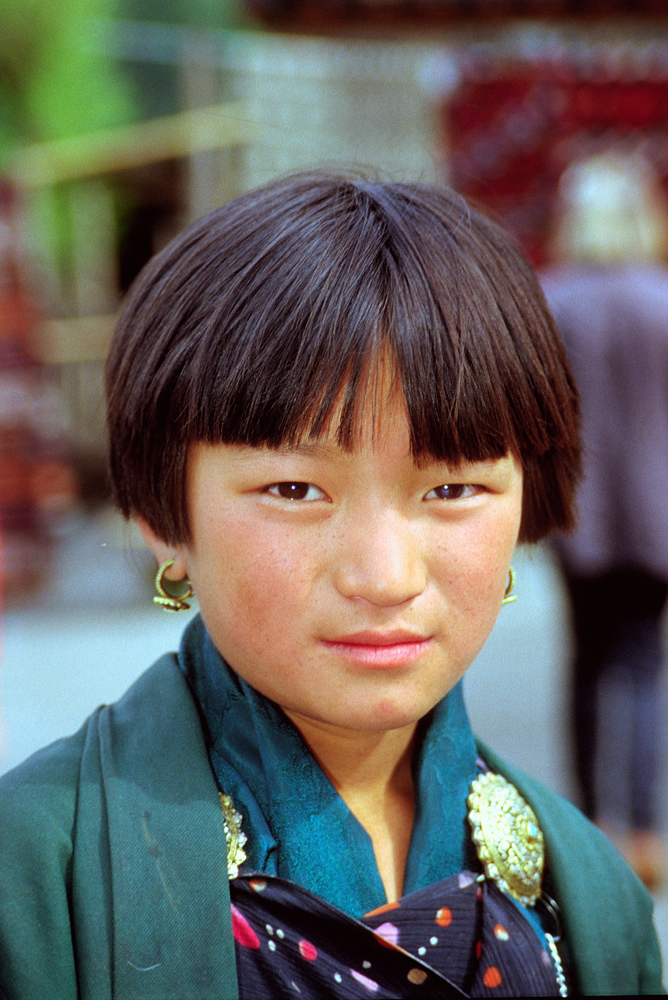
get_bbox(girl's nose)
[333,511,427,607]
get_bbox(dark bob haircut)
[106,172,580,545]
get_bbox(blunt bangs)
[106,173,580,545]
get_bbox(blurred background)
[1,0,668,968]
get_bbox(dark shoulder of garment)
[478,740,665,996]
[0,716,84,998]
[0,654,238,1000]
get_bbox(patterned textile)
[231,868,562,997]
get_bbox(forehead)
[191,393,414,472]
[189,418,518,482]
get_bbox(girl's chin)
[300,701,436,736]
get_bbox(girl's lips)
[321,633,433,668]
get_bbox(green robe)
[0,654,663,998]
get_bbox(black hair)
[106,172,580,544]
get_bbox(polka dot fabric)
[231,870,563,997]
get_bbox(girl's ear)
[136,517,189,580]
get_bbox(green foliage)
[0,0,248,288]
[0,0,137,161]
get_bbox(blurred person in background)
[541,150,668,891]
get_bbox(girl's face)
[143,400,523,738]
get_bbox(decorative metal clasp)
[219,792,247,879]
[467,771,544,906]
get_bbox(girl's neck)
[283,711,417,901]
[283,711,417,796]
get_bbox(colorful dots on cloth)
[298,939,317,961]
[483,966,503,988]
[231,869,566,997]
[365,900,401,917]
[373,922,400,947]
[350,969,380,992]
[231,904,260,949]
[458,872,477,889]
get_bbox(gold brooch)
[219,792,247,879]
[467,771,544,906]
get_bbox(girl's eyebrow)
[239,441,340,462]
[265,444,512,475]
[269,441,342,460]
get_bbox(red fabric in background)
[445,54,668,266]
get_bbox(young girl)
[0,173,662,997]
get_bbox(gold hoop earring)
[153,558,193,612]
[502,566,516,605]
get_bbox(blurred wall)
[224,32,450,190]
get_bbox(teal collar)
[178,615,478,917]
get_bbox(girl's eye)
[425,483,480,501]
[266,482,326,501]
